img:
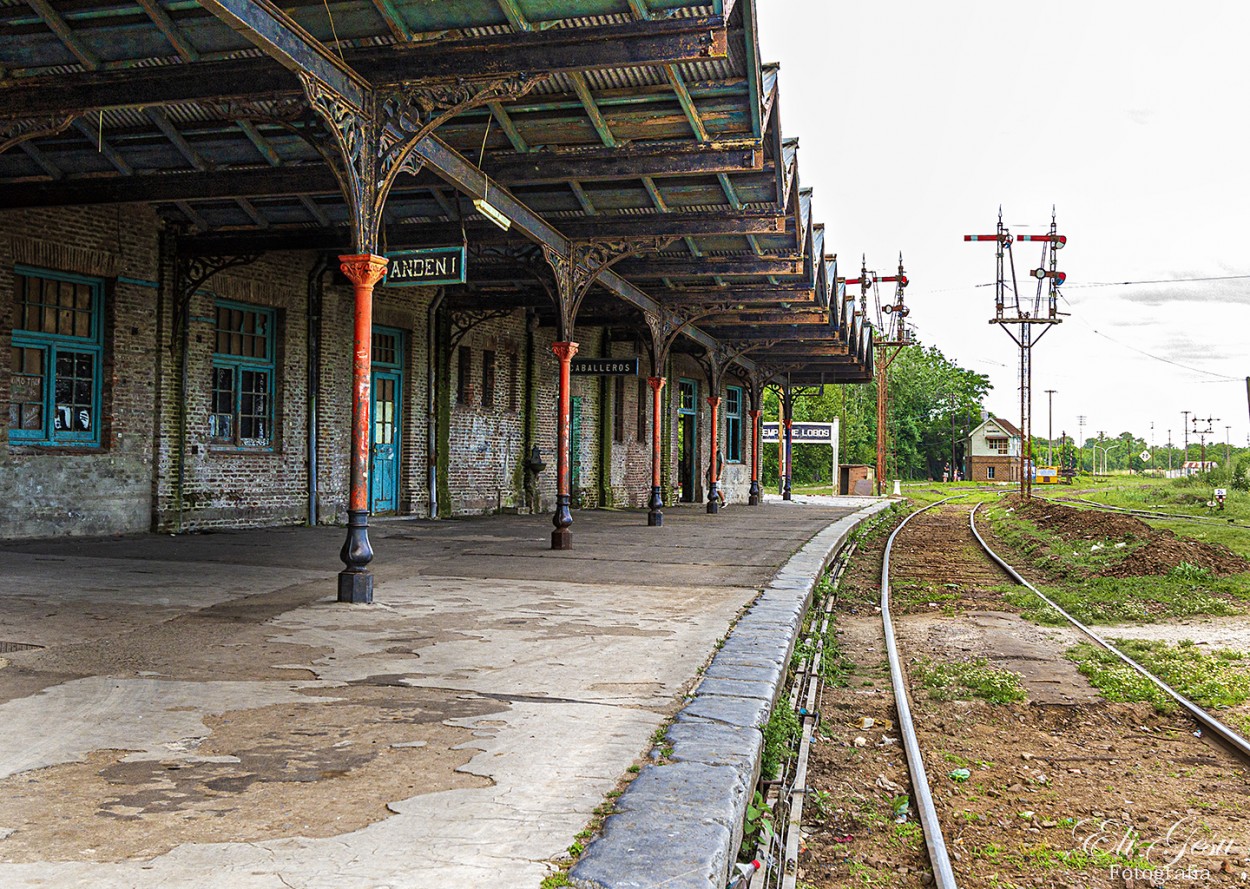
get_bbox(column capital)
[748,409,762,419]
[338,254,388,288]
[647,376,666,393]
[552,341,580,361]
[706,395,721,408]
[783,418,793,429]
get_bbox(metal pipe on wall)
[427,287,445,518]
[306,254,328,526]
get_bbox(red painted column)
[551,341,579,549]
[748,408,762,505]
[337,253,388,603]
[706,395,721,514]
[647,376,666,526]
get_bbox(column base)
[337,570,373,604]
[551,527,572,550]
[748,494,760,506]
[706,500,720,514]
[748,480,760,506]
[647,510,663,526]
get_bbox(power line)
[1065,274,1250,289]
[924,272,1250,295]
[1068,313,1241,381]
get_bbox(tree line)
[760,341,991,487]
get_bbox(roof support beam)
[197,0,369,111]
[0,143,768,208]
[25,0,99,70]
[370,0,412,42]
[136,0,200,62]
[0,17,727,119]
[412,134,745,364]
[614,256,804,277]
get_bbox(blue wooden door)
[369,328,403,514]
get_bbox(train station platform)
[0,500,879,888]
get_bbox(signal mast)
[965,208,1066,499]
[844,255,912,495]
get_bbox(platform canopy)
[0,0,873,385]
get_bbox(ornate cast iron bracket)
[448,306,515,349]
[641,301,734,376]
[171,252,261,354]
[540,237,674,341]
[0,114,75,156]
[298,72,548,254]
[694,339,770,396]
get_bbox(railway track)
[877,497,1250,889]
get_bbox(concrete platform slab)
[0,502,868,888]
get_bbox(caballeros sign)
[569,358,639,376]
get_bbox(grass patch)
[1067,638,1250,713]
[982,493,1250,624]
[911,656,1027,704]
[1000,572,1249,625]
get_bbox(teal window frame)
[8,266,104,448]
[678,378,698,415]
[725,385,744,463]
[210,299,277,450]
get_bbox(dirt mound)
[1008,495,1248,578]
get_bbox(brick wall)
[446,308,528,515]
[0,206,160,538]
[970,455,1019,482]
[1,206,774,540]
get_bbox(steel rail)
[881,497,962,889]
[1040,494,1250,531]
[970,502,1250,763]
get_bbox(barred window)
[613,376,626,442]
[210,301,276,449]
[457,346,471,404]
[8,268,103,447]
[481,350,496,409]
[725,386,743,462]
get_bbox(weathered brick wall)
[2,206,770,538]
[605,339,654,508]
[154,251,316,531]
[0,206,161,539]
[446,308,527,515]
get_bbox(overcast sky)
[758,0,1250,453]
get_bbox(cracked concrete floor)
[0,502,856,888]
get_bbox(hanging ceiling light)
[473,179,511,231]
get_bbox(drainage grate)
[0,641,43,654]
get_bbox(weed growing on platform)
[912,656,1026,704]
[739,789,776,859]
[1067,638,1250,713]
[761,703,800,779]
